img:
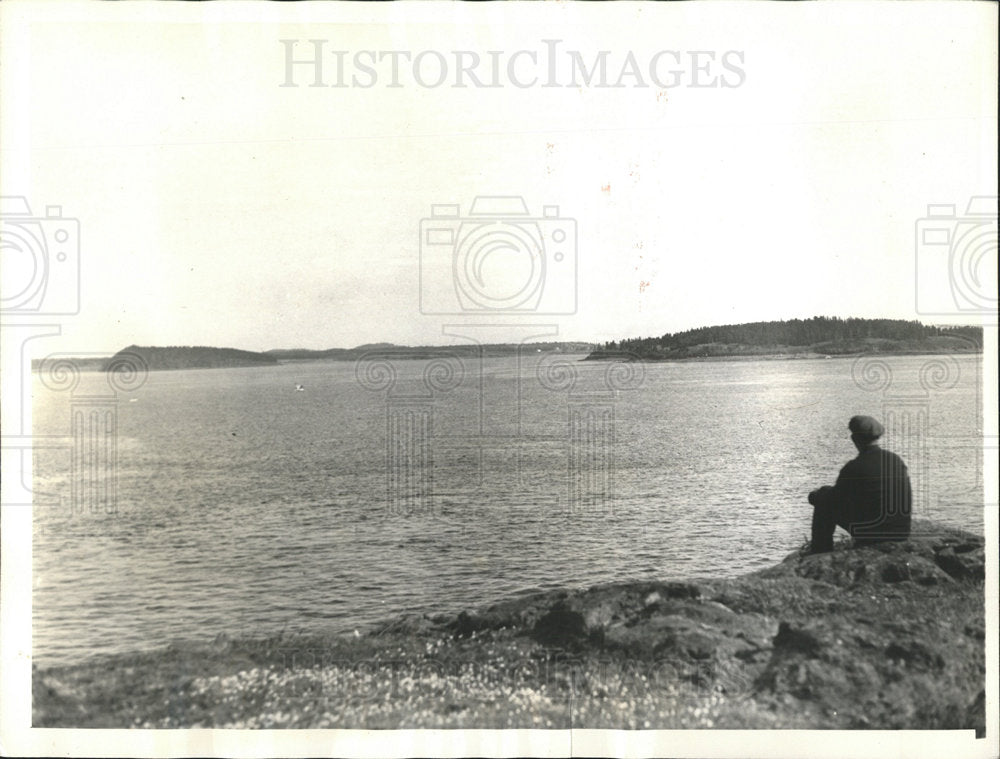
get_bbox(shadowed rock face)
[532,609,588,647]
[733,523,985,731]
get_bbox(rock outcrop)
[428,520,986,731]
[33,520,987,731]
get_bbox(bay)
[31,353,983,667]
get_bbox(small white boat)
[295,384,305,392]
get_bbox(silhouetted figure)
[807,415,912,554]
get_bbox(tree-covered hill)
[588,317,982,361]
[101,345,279,371]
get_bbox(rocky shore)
[33,520,986,731]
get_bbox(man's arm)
[809,460,855,508]
[808,485,835,507]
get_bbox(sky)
[1,2,997,355]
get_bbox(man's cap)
[849,415,884,439]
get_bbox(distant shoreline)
[32,317,983,372]
[36,347,982,375]
[583,347,983,363]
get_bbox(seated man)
[807,415,912,553]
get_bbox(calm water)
[32,353,983,667]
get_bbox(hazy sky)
[1,2,996,354]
